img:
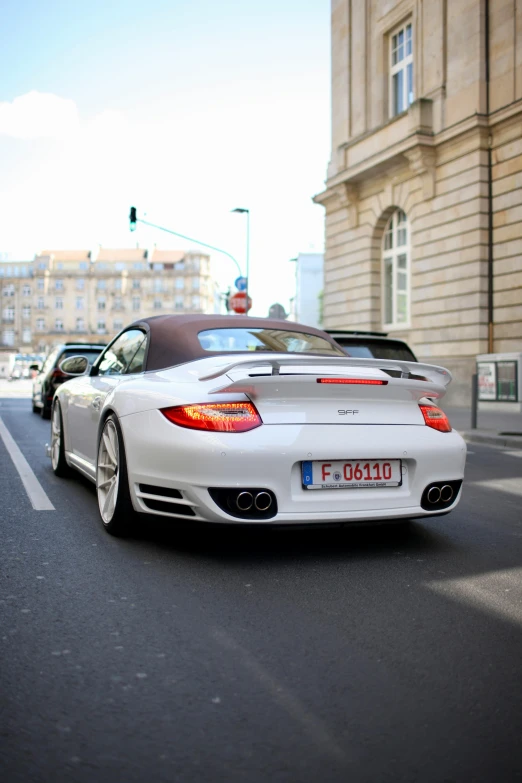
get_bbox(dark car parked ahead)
[32,342,106,419]
[324,330,417,362]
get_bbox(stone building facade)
[0,247,220,354]
[314,0,522,404]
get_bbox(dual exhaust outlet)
[236,491,273,513]
[427,484,454,504]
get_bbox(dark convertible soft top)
[127,314,344,372]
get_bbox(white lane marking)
[467,477,522,498]
[504,451,522,459]
[212,628,347,764]
[428,569,522,626]
[0,416,55,511]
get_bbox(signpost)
[234,277,248,292]
[229,291,252,314]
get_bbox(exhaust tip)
[440,485,453,502]
[236,491,254,511]
[255,491,272,512]
[427,486,441,504]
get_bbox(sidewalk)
[443,405,522,449]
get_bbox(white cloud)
[0,91,80,140]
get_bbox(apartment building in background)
[289,253,324,328]
[0,247,221,354]
[314,0,522,404]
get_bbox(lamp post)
[231,208,250,315]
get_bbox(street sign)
[229,291,252,314]
[234,276,248,292]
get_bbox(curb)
[459,431,522,449]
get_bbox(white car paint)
[54,352,467,525]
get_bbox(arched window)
[382,209,410,327]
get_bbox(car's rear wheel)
[51,401,72,477]
[96,415,135,537]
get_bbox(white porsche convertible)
[49,314,466,536]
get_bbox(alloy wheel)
[97,419,120,525]
[51,404,62,471]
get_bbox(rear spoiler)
[199,356,452,395]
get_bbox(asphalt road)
[2,397,522,783]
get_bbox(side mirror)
[58,355,90,376]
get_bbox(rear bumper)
[120,410,467,524]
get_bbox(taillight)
[317,378,388,385]
[161,402,262,432]
[51,368,67,381]
[419,404,452,432]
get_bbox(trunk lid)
[200,356,451,426]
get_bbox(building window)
[97,320,106,334]
[132,296,140,311]
[3,306,15,321]
[76,297,84,310]
[55,297,63,309]
[79,261,88,271]
[2,330,15,346]
[23,285,31,297]
[390,22,413,117]
[153,263,164,271]
[191,295,200,309]
[22,329,31,343]
[153,298,162,310]
[23,306,31,319]
[115,263,126,271]
[55,279,64,290]
[175,277,184,290]
[382,209,410,327]
[76,317,85,331]
[192,277,200,290]
[114,278,122,290]
[97,297,106,311]
[37,278,45,290]
[153,278,163,292]
[54,319,64,331]
[132,279,140,289]
[38,262,46,271]
[3,284,15,296]
[114,296,123,310]
[77,278,85,290]
[56,262,63,270]
[133,262,145,271]
[37,297,45,309]
[113,319,123,331]
[174,296,184,310]
[37,318,45,331]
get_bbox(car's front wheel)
[96,415,136,537]
[51,401,72,477]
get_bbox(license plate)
[302,459,402,489]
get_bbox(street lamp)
[231,208,250,315]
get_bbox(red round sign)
[229,291,252,314]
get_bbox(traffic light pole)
[129,211,242,278]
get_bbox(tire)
[40,400,51,420]
[96,414,136,537]
[32,398,40,414]
[51,401,72,477]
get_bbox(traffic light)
[129,206,137,231]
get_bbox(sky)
[0,0,331,316]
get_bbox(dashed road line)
[0,415,55,511]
